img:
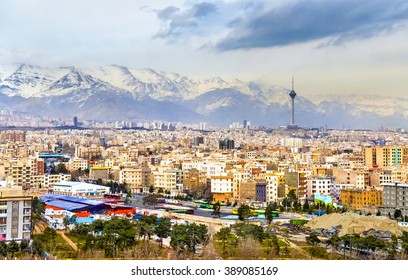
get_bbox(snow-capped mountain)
[0,63,407,129]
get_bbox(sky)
[0,0,407,97]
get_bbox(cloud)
[154,2,217,39]
[216,0,408,50]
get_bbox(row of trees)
[307,231,408,260]
[68,215,208,258]
[214,223,281,259]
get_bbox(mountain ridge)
[0,64,406,129]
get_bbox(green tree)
[20,239,30,252]
[265,203,275,225]
[42,227,57,253]
[32,197,45,219]
[303,200,310,212]
[0,241,8,257]
[155,218,171,247]
[306,233,321,246]
[214,227,232,253]
[140,215,158,240]
[149,186,154,193]
[7,240,20,258]
[52,163,69,174]
[306,233,321,259]
[187,223,209,253]
[170,223,208,254]
[263,231,280,256]
[102,217,138,258]
[211,202,221,218]
[326,234,341,254]
[394,209,402,220]
[90,219,105,234]
[237,204,252,221]
[170,224,190,254]
[234,223,265,242]
[31,239,44,256]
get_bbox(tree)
[170,223,209,254]
[0,241,8,257]
[20,239,30,253]
[43,227,57,253]
[155,218,171,247]
[303,200,310,212]
[149,186,154,193]
[233,223,265,242]
[32,197,45,219]
[306,233,321,246]
[211,202,221,218]
[326,234,341,254]
[170,224,190,254]
[237,204,252,221]
[140,215,158,240]
[51,163,69,174]
[187,223,209,253]
[214,227,232,253]
[7,240,20,258]
[306,233,321,259]
[263,231,280,257]
[265,203,275,225]
[394,209,402,220]
[236,236,263,260]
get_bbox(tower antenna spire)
[292,75,294,91]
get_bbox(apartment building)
[340,186,383,210]
[381,182,408,215]
[0,186,32,242]
[210,175,234,203]
[307,176,336,198]
[119,166,151,193]
[364,146,408,169]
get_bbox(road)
[57,230,78,251]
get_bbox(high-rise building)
[219,139,235,150]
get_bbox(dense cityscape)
[1,108,408,260]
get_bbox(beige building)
[0,186,32,242]
[89,166,110,180]
[364,146,408,169]
[119,166,151,193]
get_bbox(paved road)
[57,230,78,251]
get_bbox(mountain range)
[0,64,406,129]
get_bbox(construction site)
[306,212,408,239]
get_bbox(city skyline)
[1,0,407,97]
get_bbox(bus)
[232,208,279,217]
[194,200,214,209]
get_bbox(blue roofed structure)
[40,194,108,213]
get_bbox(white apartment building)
[307,176,336,198]
[31,173,71,189]
[265,173,279,202]
[210,175,234,202]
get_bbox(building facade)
[0,186,32,242]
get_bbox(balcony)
[23,210,31,216]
